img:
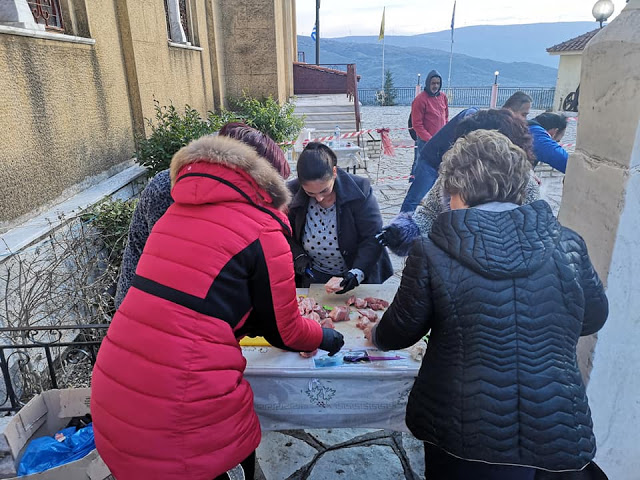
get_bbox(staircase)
[293,94,358,140]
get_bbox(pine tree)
[381,69,397,106]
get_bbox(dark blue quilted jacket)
[374,200,608,471]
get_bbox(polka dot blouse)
[302,198,346,276]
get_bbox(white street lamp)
[592,0,615,28]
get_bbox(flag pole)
[447,36,453,90]
[315,0,320,64]
[447,1,456,91]
[381,35,385,92]
[379,7,386,101]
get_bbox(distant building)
[547,28,601,111]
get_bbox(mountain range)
[297,22,597,88]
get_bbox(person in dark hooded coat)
[369,129,608,479]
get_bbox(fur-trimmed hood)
[170,135,291,209]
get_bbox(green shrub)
[135,95,302,176]
[84,198,138,259]
[229,93,303,145]
[135,101,221,177]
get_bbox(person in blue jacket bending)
[528,112,569,173]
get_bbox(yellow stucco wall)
[0,0,296,226]
[0,1,134,224]
[551,53,582,111]
[123,0,215,128]
[214,0,290,102]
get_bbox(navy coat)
[375,201,608,471]
[288,168,393,285]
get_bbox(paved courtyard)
[254,106,573,479]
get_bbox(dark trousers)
[424,443,536,480]
[213,451,256,480]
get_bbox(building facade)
[0,0,296,227]
[547,28,601,111]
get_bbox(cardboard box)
[2,388,112,480]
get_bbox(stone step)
[303,120,356,128]
[294,105,355,114]
[293,112,355,121]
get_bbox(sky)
[296,0,627,37]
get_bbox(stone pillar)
[213,0,293,102]
[557,1,640,477]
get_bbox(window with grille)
[163,0,196,45]
[28,0,65,32]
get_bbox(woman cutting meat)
[91,135,344,480]
[288,142,393,293]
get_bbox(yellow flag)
[378,7,385,41]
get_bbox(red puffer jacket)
[91,136,323,480]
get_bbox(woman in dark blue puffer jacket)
[370,129,608,480]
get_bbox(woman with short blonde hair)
[440,129,531,208]
[370,129,608,479]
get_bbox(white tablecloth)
[243,284,421,432]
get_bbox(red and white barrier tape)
[280,127,413,146]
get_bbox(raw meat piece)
[346,295,357,306]
[329,306,350,322]
[364,297,390,310]
[319,317,335,329]
[354,297,368,308]
[325,276,343,293]
[300,349,318,358]
[298,296,317,315]
[297,296,329,318]
[356,308,379,322]
[306,312,322,323]
[355,316,372,330]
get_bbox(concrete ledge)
[0,25,95,45]
[0,164,146,261]
[168,41,203,51]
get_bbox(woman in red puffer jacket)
[91,135,344,480]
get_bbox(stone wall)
[557,1,640,476]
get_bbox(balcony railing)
[0,324,109,412]
[358,86,556,110]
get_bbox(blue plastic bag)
[17,424,95,476]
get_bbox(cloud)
[296,0,625,37]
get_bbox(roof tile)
[546,28,601,53]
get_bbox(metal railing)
[28,0,64,31]
[315,64,350,73]
[0,324,109,412]
[358,86,556,110]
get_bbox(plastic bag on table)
[17,424,96,475]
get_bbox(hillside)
[297,36,557,88]
[331,22,595,68]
